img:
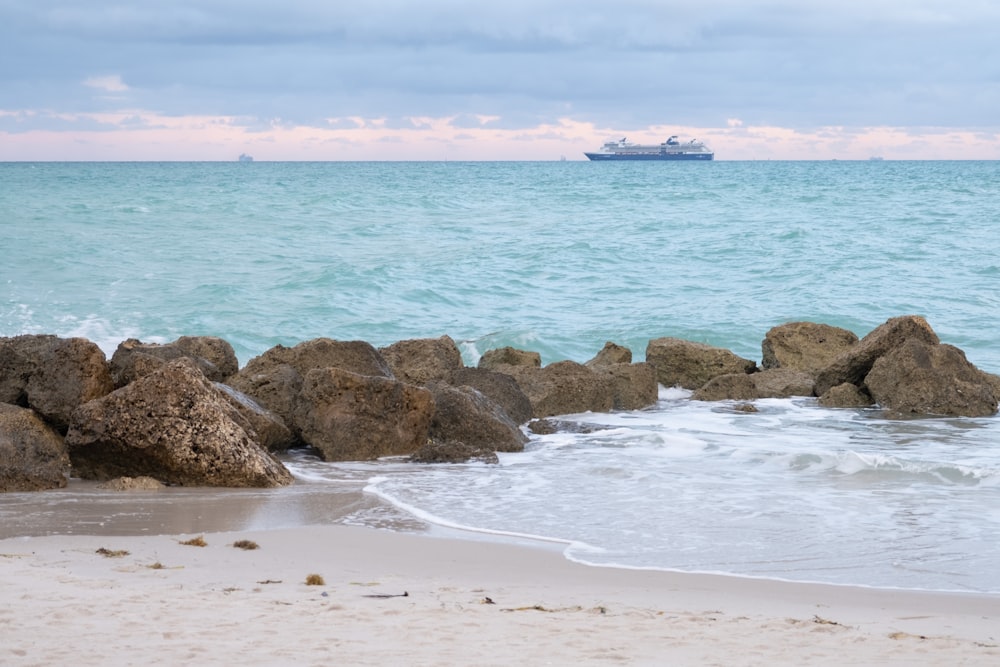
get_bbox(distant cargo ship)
[238,153,254,163]
[585,136,714,161]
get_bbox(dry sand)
[2,519,998,666]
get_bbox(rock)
[692,373,758,401]
[214,383,295,451]
[526,418,604,435]
[585,342,632,367]
[447,367,533,425]
[379,335,464,386]
[294,367,434,461]
[818,383,875,408]
[591,362,659,410]
[645,337,757,390]
[479,346,541,369]
[864,339,998,417]
[751,368,816,398]
[0,403,70,492]
[761,322,859,373]
[0,335,114,431]
[226,338,394,438]
[110,336,238,386]
[66,359,292,487]
[97,476,165,491]
[425,381,527,454]
[814,316,939,396]
[409,440,500,464]
[501,361,615,418]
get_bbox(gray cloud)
[1,1,998,131]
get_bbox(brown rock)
[751,368,816,398]
[645,337,757,390]
[692,374,758,402]
[425,382,526,454]
[591,362,659,410]
[585,342,632,367]
[214,383,295,451]
[761,322,859,373]
[447,367,533,425]
[380,335,464,385]
[295,367,434,461]
[814,316,940,396]
[409,440,499,464]
[864,339,998,417]
[97,476,165,491]
[479,346,541,370]
[0,403,70,492]
[110,336,238,386]
[0,335,114,431]
[66,359,292,487]
[817,383,875,408]
[225,364,304,438]
[501,361,615,418]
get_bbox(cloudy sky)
[2,0,998,160]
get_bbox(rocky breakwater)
[2,315,997,493]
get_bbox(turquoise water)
[3,160,999,592]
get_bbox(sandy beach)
[2,499,998,667]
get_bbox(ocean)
[3,160,999,593]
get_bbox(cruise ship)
[585,136,714,161]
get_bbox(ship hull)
[584,152,714,161]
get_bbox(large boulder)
[379,335,464,386]
[446,367,533,425]
[294,367,434,461]
[864,339,998,417]
[479,346,541,370]
[761,322,859,373]
[110,336,238,387]
[590,362,659,410]
[226,338,394,438]
[500,361,615,418]
[0,335,114,431]
[691,368,815,402]
[691,373,757,402]
[65,359,293,487]
[814,316,939,396]
[646,337,757,390]
[0,403,70,492]
[213,383,295,451]
[425,381,527,454]
[817,383,875,408]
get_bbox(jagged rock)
[0,335,114,431]
[751,368,816,398]
[214,383,295,451]
[500,360,615,418]
[591,362,659,410]
[447,367,533,425]
[761,322,859,373]
[585,342,632,367]
[645,337,757,390]
[818,383,874,408]
[814,316,940,396]
[227,338,394,437]
[97,476,165,491]
[526,418,604,435]
[479,346,541,369]
[408,440,499,464]
[425,381,527,454]
[380,335,464,386]
[65,359,292,487]
[0,403,70,492]
[692,373,758,402]
[295,367,434,461]
[864,339,998,417]
[110,336,238,386]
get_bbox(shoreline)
[3,522,998,665]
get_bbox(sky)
[1,0,999,161]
